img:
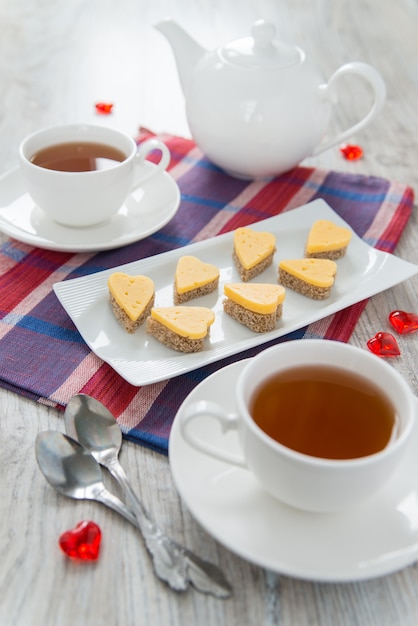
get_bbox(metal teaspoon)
[35,430,232,598]
[63,394,232,598]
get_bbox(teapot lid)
[220,20,303,69]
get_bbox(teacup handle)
[133,138,171,187]
[180,400,247,468]
[312,61,386,155]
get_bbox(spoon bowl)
[35,431,139,523]
[64,394,122,465]
[36,430,105,498]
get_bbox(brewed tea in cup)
[29,141,127,172]
[180,340,415,512]
[251,364,397,460]
[19,124,171,227]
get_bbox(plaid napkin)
[0,129,414,454]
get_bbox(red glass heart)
[59,521,101,561]
[340,144,363,161]
[389,310,418,334]
[367,332,400,357]
[95,102,114,115]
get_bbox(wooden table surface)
[1,1,417,624]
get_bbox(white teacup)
[180,340,416,512]
[19,124,171,227]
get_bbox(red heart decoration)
[340,144,364,161]
[389,310,418,334]
[95,102,114,115]
[59,521,102,561]
[367,332,401,357]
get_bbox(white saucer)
[0,163,180,252]
[169,360,418,582]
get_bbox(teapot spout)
[154,19,206,96]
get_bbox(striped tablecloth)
[0,129,414,454]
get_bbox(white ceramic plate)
[53,200,418,385]
[169,359,418,582]
[0,164,180,252]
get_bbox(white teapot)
[155,19,386,179]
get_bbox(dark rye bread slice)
[233,227,276,282]
[110,293,154,333]
[304,247,348,261]
[233,249,275,282]
[305,220,352,260]
[278,268,332,300]
[174,278,219,304]
[108,272,155,333]
[223,298,283,332]
[146,317,207,353]
[278,259,337,301]
[174,255,220,304]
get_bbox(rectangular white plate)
[53,200,418,386]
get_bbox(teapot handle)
[312,62,386,156]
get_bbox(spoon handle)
[95,481,232,598]
[108,458,189,591]
[94,485,138,526]
[107,458,232,598]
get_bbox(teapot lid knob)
[221,20,302,69]
[252,20,276,52]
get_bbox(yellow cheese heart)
[234,227,276,269]
[224,283,285,314]
[175,256,219,294]
[306,220,352,253]
[279,259,337,287]
[150,307,215,338]
[108,273,154,321]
